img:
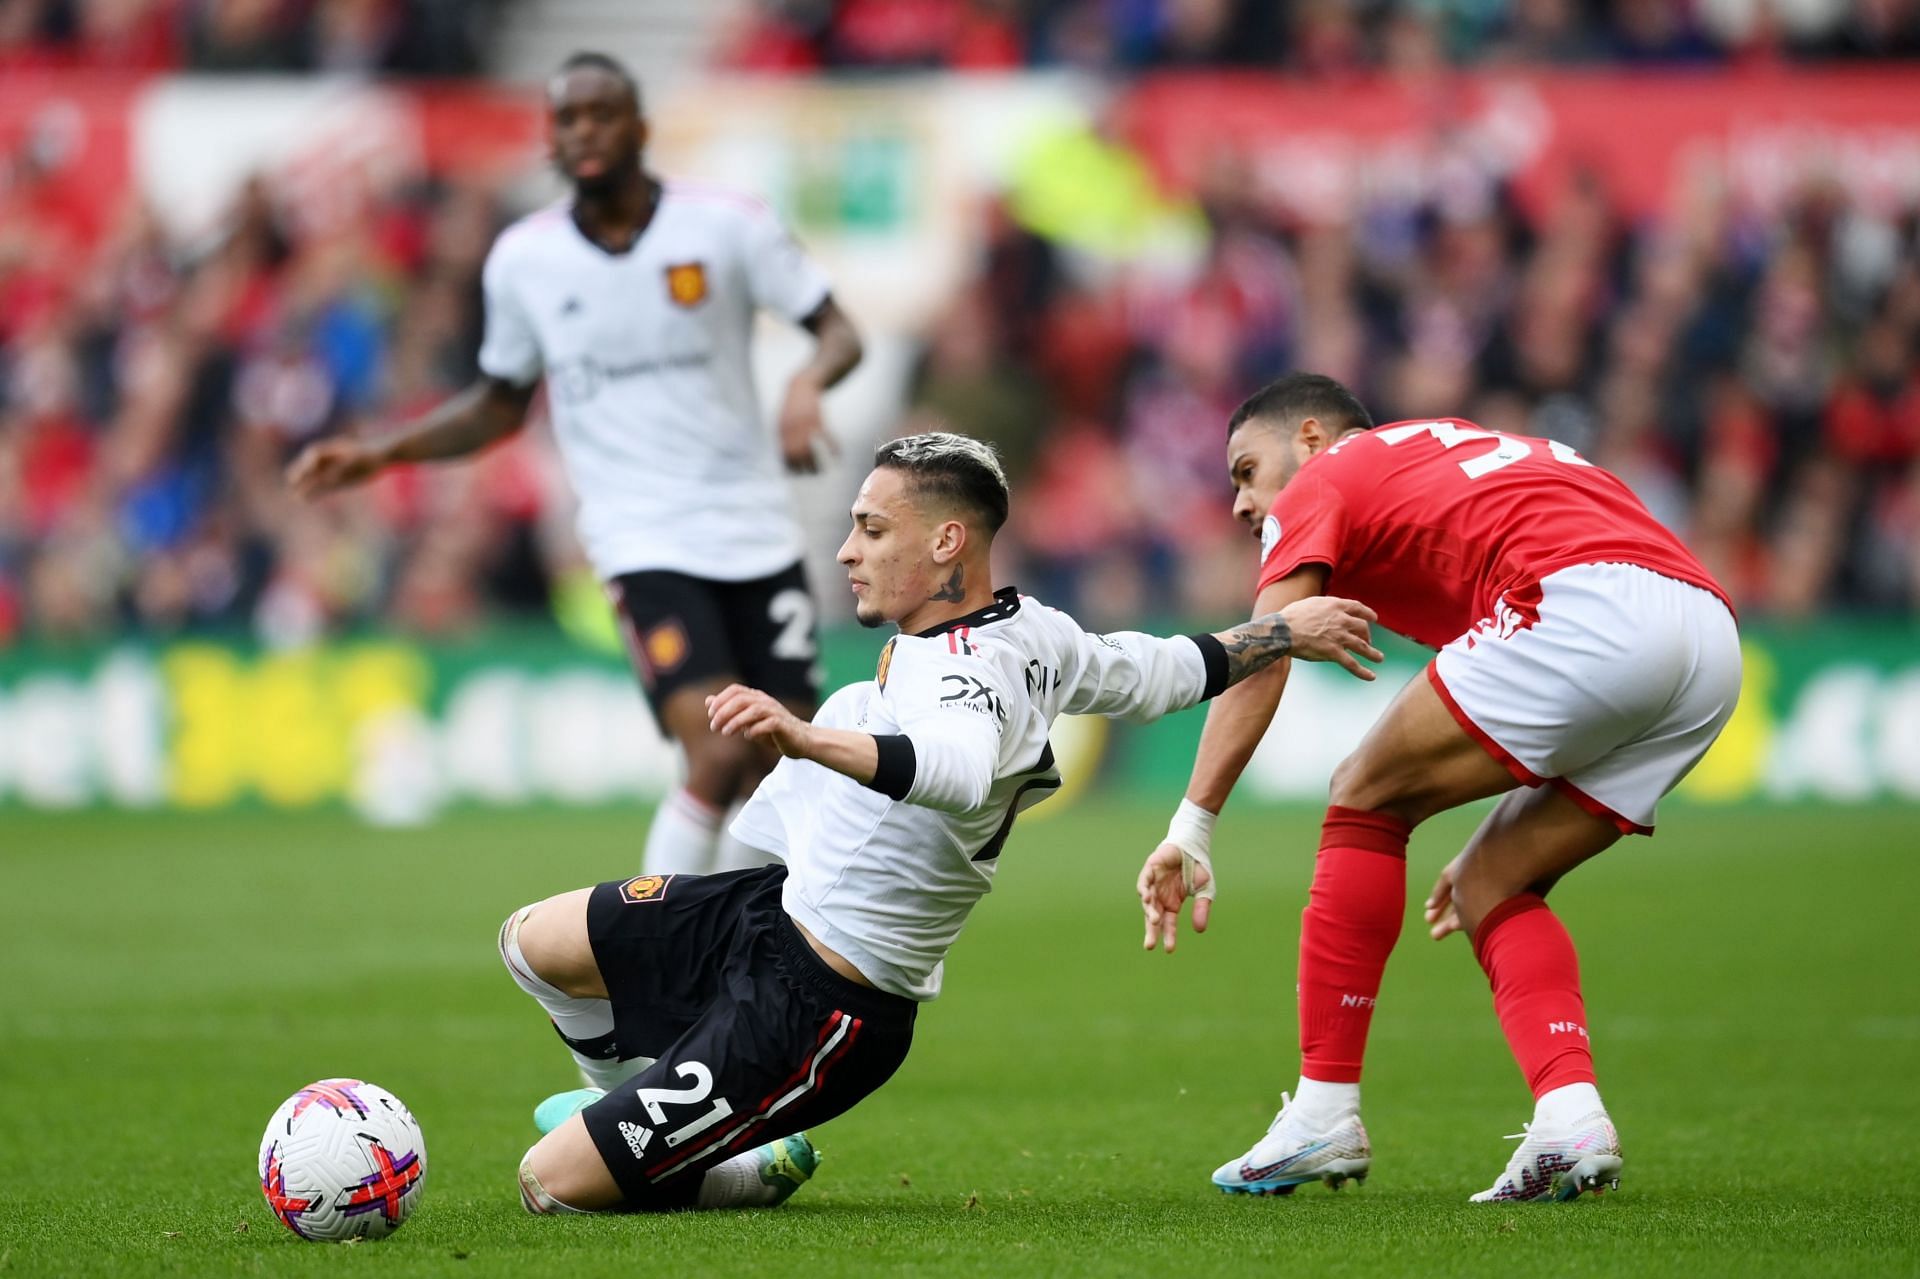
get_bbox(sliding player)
[1138,373,1740,1202]
[497,433,1383,1213]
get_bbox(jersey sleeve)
[866,640,1008,815]
[476,239,543,386]
[1055,626,1224,722]
[738,203,832,324]
[1255,470,1350,594]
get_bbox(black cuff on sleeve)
[1188,633,1231,701]
[866,734,917,801]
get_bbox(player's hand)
[287,437,387,498]
[1138,841,1210,953]
[1279,596,1384,680]
[1424,854,1464,941]
[707,684,813,758]
[778,372,836,474]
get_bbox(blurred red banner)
[0,75,543,249]
[1115,68,1920,223]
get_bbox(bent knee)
[1327,752,1406,816]
[682,735,757,804]
[502,889,602,998]
[1451,865,1531,940]
[519,1119,623,1213]
[1327,751,1453,826]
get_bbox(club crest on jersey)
[645,622,689,674]
[1260,515,1282,561]
[664,262,708,307]
[619,874,673,905]
[876,637,895,691]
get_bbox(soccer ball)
[257,1079,427,1241]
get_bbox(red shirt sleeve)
[1255,470,1350,594]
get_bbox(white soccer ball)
[257,1079,427,1242]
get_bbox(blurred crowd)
[916,165,1920,625]
[724,0,1920,73]
[0,0,506,74]
[3,19,1920,646]
[0,170,574,645]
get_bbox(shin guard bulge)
[1296,806,1410,1084]
[1473,893,1597,1098]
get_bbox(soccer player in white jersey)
[493,433,1384,1214]
[288,52,863,877]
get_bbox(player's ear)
[929,518,968,564]
[1297,415,1329,453]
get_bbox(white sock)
[576,1055,656,1094]
[499,906,615,1042]
[642,788,722,876]
[694,1149,765,1209]
[1533,1082,1605,1129]
[499,905,628,1085]
[1292,1077,1361,1125]
[712,800,781,873]
[693,1146,793,1209]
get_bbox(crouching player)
[1137,374,1742,1202]
[498,433,1383,1213]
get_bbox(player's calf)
[500,896,655,1091]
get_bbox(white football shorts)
[1429,561,1741,834]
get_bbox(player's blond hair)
[875,432,1010,533]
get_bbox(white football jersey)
[477,181,832,582]
[731,589,1229,1001]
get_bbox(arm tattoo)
[1218,612,1292,687]
[928,565,966,603]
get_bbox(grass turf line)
[1,802,1916,1277]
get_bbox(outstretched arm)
[1140,568,1370,952]
[1210,589,1380,693]
[1059,588,1377,723]
[779,297,864,474]
[287,376,536,498]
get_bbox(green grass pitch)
[3,800,1917,1277]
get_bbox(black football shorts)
[607,561,821,731]
[577,866,917,1210]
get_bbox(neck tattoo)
[928,565,966,603]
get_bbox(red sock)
[1297,806,1409,1083]
[1473,894,1597,1097]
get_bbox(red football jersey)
[1255,419,1733,649]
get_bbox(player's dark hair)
[1229,372,1374,439]
[875,433,1010,535]
[555,51,642,111]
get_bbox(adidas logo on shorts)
[619,1121,653,1159]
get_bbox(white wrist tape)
[1165,799,1218,901]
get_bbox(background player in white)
[495,433,1384,1213]
[287,51,864,878]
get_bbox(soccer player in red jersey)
[1136,373,1742,1202]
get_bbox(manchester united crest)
[876,637,896,690]
[664,262,707,307]
[619,874,672,904]
[645,622,689,674]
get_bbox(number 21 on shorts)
[634,1061,734,1150]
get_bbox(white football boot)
[1470,1110,1622,1203]
[1211,1093,1372,1195]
